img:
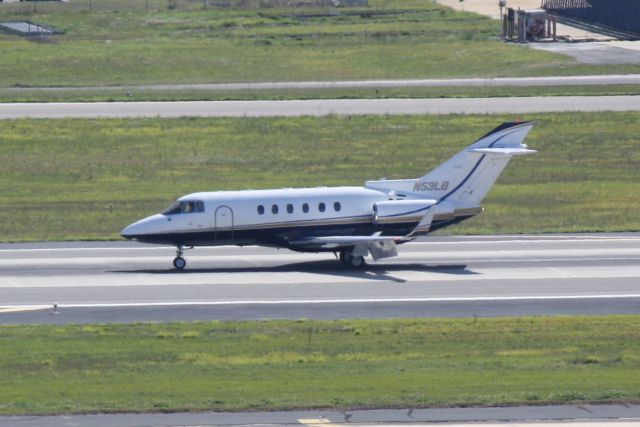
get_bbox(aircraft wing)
[289,233,406,260]
[289,234,404,249]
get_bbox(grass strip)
[1,84,640,103]
[1,316,639,415]
[1,0,640,88]
[0,112,639,242]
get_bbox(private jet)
[121,121,536,270]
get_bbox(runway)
[1,233,638,324]
[1,96,640,119]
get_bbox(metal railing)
[542,0,640,39]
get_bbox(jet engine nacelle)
[373,199,437,224]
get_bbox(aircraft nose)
[120,214,165,240]
[120,222,140,240]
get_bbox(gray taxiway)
[2,405,640,427]
[3,74,640,93]
[1,95,640,119]
[1,233,638,324]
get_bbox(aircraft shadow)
[111,260,477,283]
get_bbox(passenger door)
[214,205,234,241]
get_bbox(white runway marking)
[3,293,640,311]
[2,235,640,253]
[1,234,638,309]
[1,247,639,264]
[298,423,640,427]
[1,265,639,288]
[0,305,50,313]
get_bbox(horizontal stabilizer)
[469,147,536,156]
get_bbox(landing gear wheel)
[349,255,365,268]
[339,250,365,268]
[173,256,186,270]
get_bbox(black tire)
[339,251,348,263]
[173,256,186,270]
[349,255,365,268]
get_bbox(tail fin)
[366,122,535,205]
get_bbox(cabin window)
[257,205,265,215]
[183,202,195,213]
[302,203,309,213]
[318,202,326,212]
[162,200,204,215]
[286,204,294,214]
[272,204,279,214]
[334,202,341,212]
[162,202,181,216]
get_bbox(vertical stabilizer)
[432,121,535,205]
[366,122,535,205]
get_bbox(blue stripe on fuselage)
[437,127,520,203]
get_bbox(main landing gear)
[173,245,187,271]
[339,250,366,268]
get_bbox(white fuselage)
[121,186,396,248]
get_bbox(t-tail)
[365,121,536,235]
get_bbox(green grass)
[1,112,639,241]
[1,0,640,90]
[1,316,639,415]
[2,84,640,103]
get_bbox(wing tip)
[480,121,535,139]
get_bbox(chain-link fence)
[0,0,366,14]
[542,0,640,39]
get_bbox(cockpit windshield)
[162,200,204,215]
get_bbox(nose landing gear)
[173,245,187,271]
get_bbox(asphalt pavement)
[1,233,638,324]
[1,96,640,119]
[532,43,640,64]
[3,74,640,93]
[2,404,639,427]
